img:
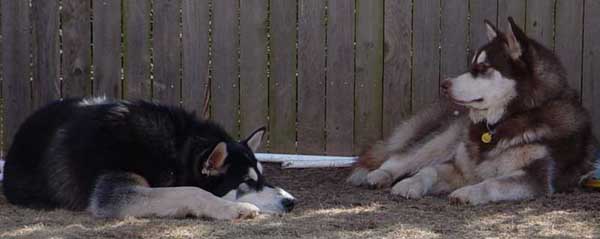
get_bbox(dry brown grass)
[1,165,599,239]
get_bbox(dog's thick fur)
[3,97,295,219]
[348,18,597,204]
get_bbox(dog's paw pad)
[366,169,393,188]
[391,178,426,199]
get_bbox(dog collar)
[481,122,497,144]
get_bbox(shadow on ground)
[1,165,599,238]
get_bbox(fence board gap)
[124,0,151,100]
[31,0,60,108]
[354,0,383,154]
[62,0,92,98]
[582,0,600,140]
[152,0,181,105]
[297,0,326,154]
[382,0,412,138]
[93,0,121,98]
[412,0,440,110]
[555,0,583,94]
[182,0,209,118]
[240,0,268,150]
[269,0,297,154]
[325,0,354,156]
[211,0,240,136]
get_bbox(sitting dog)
[348,18,597,204]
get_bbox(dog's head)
[442,17,567,124]
[192,127,296,214]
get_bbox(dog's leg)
[88,172,259,219]
[366,120,463,188]
[391,161,467,198]
[449,158,553,205]
[348,101,460,187]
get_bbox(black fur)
[3,98,266,211]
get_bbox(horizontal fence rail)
[0,0,599,156]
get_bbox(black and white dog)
[3,97,295,219]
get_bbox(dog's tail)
[346,141,387,186]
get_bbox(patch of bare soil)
[1,164,599,239]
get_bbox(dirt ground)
[1,164,599,239]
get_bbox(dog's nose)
[441,80,452,92]
[281,198,296,212]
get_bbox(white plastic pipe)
[0,160,4,181]
[255,153,357,168]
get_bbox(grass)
[1,165,600,238]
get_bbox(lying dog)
[3,97,295,219]
[348,18,597,204]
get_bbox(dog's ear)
[243,127,266,152]
[484,19,500,41]
[505,17,527,59]
[202,142,228,175]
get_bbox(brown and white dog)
[348,18,597,205]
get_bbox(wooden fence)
[0,0,599,156]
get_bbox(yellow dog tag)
[481,132,493,143]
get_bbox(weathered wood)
[62,0,92,97]
[383,0,412,138]
[555,0,583,94]
[211,0,239,136]
[441,0,468,78]
[469,0,497,54]
[582,0,600,140]
[2,0,31,148]
[412,0,440,109]
[498,0,526,28]
[269,0,297,153]
[153,0,181,105]
[93,0,121,98]
[31,0,60,108]
[297,0,326,154]
[124,0,151,100]
[526,0,555,47]
[239,0,268,146]
[355,0,383,154]
[182,0,209,117]
[326,0,354,155]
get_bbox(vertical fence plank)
[354,0,383,154]
[62,0,91,97]
[526,0,555,47]
[383,0,412,138]
[93,0,121,98]
[469,0,497,54]
[269,0,297,153]
[441,0,468,78]
[412,0,440,109]
[297,0,326,154]
[326,0,354,155]
[212,0,239,136]
[182,0,209,116]
[555,0,583,93]
[124,0,151,100]
[153,0,181,105]
[31,0,60,108]
[2,0,31,148]
[582,0,600,139]
[498,0,526,27]
[240,0,268,144]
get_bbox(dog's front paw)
[391,177,427,199]
[213,202,260,220]
[449,184,488,205]
[367,169,394,188]
[347,167,370,186]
